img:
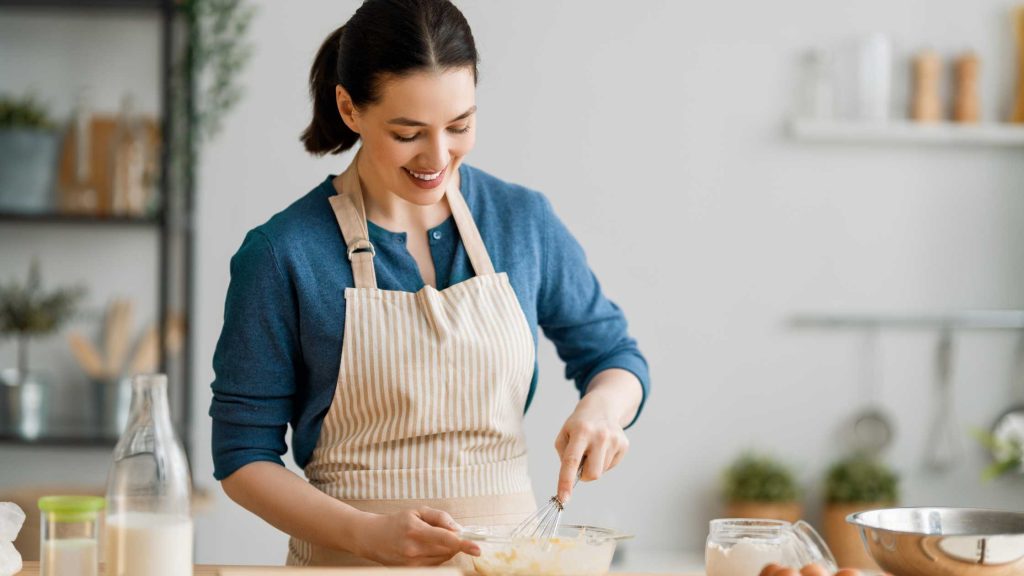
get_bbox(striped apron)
[286,159,536,568]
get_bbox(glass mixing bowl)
[461,524,632,576]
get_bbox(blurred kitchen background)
[2,0,1024,571]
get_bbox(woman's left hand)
[554,369,641,504]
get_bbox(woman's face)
[337,67,477,207]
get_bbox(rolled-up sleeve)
[209,229,300,480]
[536,195,650,427]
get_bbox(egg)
[776,569,800,576]
[800,564,830,576]
[835,570,862,576]
[759,564,785,576]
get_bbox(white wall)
[192,0,1024,563]
[4,0,1024,568]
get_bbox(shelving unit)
[0,0,195,459]
[789,118,1024,147]
[791,310,1024,331]
[0,212,161,227]
[0,0,162,7]
[0,430,119,448]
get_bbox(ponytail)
[301,0,480,157]
[301,25,360,155]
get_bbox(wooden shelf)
[0,0,165,10]
[789,118,1024,147]
[0,211,161,227]
[0,430,118,448]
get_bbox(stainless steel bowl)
[847,507,1024,576]
[461,524,631,576]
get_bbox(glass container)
[38,495,105,576]
[706,518,837,576]
[104,374,193,576]
[462,524,632,576]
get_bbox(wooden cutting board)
[16,562,701,575]
[17,565,456,576]
[219,565,460,569]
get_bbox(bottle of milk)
[105,374,193,576]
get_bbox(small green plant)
[974,429,1023,480]
[0,94,54,130]
[825,456,899,504]
[723,453,800,503]
[166,0,255,219]
[0,260,84,382]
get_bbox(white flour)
[705,539,786,576]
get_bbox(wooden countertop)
[17,561,701,575]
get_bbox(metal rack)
[790,310,1024,331]
[0,0,195,459]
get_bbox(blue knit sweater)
[209,163,650,481]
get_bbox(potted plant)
[975,429,1023,480]
[0,94,59,213]
[0,260,84,436]
[823,455,899,570]
[722,453,803,523]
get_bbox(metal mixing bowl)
[847,507,1024,576]
[461,524,631,576]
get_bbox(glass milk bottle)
[105,374,193,576]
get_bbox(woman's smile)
[403,164,448,190]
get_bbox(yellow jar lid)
[37,496,106,523]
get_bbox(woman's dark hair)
[301,0,479,155]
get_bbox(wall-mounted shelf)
[791,310,1024,331]
[0,0,163,10]
[0,430,117,448]
[0,211,161,228]
[789,119,1024,147]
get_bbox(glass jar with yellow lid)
[37,495,105,576]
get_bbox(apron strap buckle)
[347,239,376,260]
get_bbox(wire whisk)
[511,462,583,540]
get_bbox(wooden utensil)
[1012,6,1024,123]
[104,299,134,377]
[67,331,106,379]
[128,324,159,374]
[164,311,186,357]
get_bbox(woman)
[210,0,649,568]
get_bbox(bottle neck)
[108,373,192,517]
[128,374,174,433]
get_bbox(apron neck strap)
[330,155,496,289]
[445,181,495,277]
[330,159,378,289]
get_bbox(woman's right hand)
[759,564,889,576]
[352,507,481,566]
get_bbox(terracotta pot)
[823,502,891,570]
[725,501,804,524]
